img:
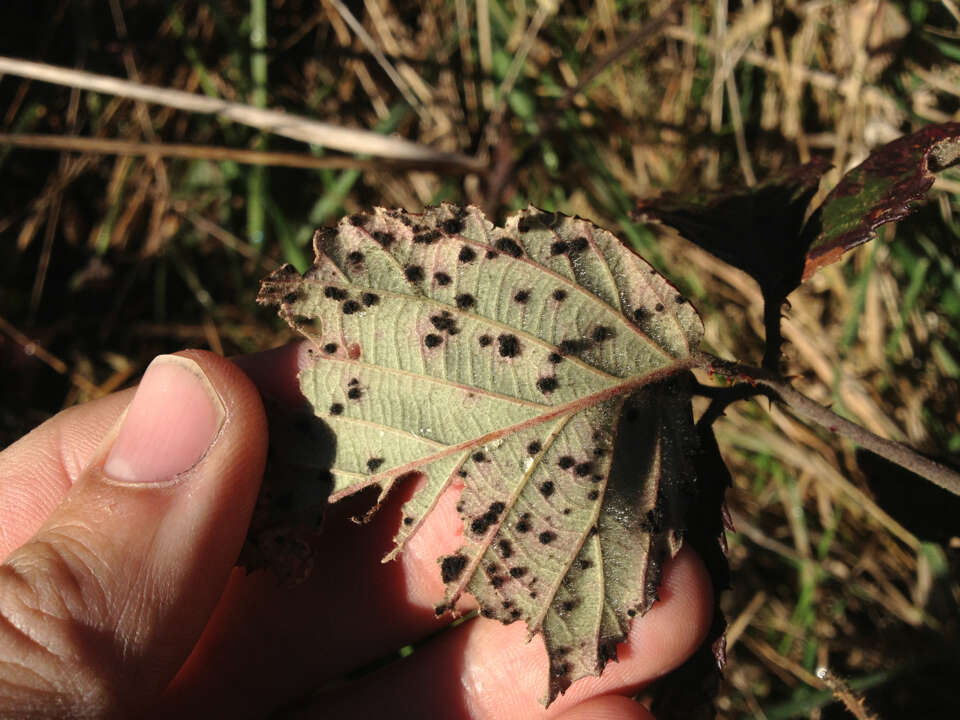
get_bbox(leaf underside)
[258,204,705,705]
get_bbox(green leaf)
[258,204,705,705]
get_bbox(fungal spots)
[348,378,359,386]
[441,218,464,234]
[373,230,395,247]
[526,440,542,455]
[478,334,492,347]
[403,516,414,526]
[458,246,477,263]
[574,461,593,476]
[550,240,568,256]
[560,600,577,614]
[538,531,557,545]
[322,342,338,354]
[324,286,348,301]
[485,250,498,259]
[633,307,651,324]
[346,250,364,264]
[513,289,530,303]
[509,566,528,578]
[430,312,460,335]
[552,288,568,302]
[434,271,452,286]
[586,489,600,501]
[510,608,522,619]
[558,338,588,355]
[470,501,506,535]
[562,508,571,515]
[578,558,593,570]
[495,237,524,258]
[548,353,564,364]
[557,456,575,469]
[329,403,344,415]
[675,295,686,304]
[490,574,504,588]
[539,481,555,497]
[342,299,361,314]
[347,386,363,400]
[405,265,424,283]
[627,608,636,617]
[366,457,384,472]
[536,376,559,394]
[282,291,299,304]
[480,608,495,619]
[655,302,665,312]
[457,470,468,479]
[348,213,367,227]
[591,325,613,342]
[440,554,468,583]
[455,293,476,309]
[515,513,532,533]
[361,292,380,306]
[472,451,487,463]
[414,230,441,244]
[497,334,521,358]
[498,539,513,558]
[517,217,533,233]
[424,333,443,348]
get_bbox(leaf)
[258,204,706,705]
[801,122,960,280]
[634,158,830,299]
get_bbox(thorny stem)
[691,350,960,499]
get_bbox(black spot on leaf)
[539,531,556,544]
[349,213,367,226]
[587,489,600,500]
[536,376,559,394]
[322,343,338,354]
[282,291,299,304]
[347,250,364,263]
[489,501,505,514]
[373,230,395,247]
[485,250,499,259]
[575,462,593,476]
[570,236,589,253]
[515,517,531,533]
[517,217,533,233]
[441,554,468,583]
[496,237,524,257]
[526,440,542,455]
[472,451,486,462]
[324,286,348,301]
[434,271,452,286]
[414,230,441,244]
[362,292,380,306]
[550,240,568,255]
[498,539,513,558]
[510,566,528,578]
[633,307,651,323]
[478,334,492,347]
[442,218,464,234]
[513,289,530,303]
[548,353,564,364]
[348,378,359,386]
[424,333,443,348]
[490,575,504,588]
[455,293,475,309]
[558,456,575,469]
[347,387,362,400]
[458,246,477,263]
[539,481,555,497]
[342,300,361,314]
[552,289,567,302]
[675,295,686,304]
[591,326,613,342]
[329,403,344,415]
[561,600,576,613]
[481,608,495,618]
[405,265,424,283]
[367,457,384,471]
[497,334,521,358]
[627,608,636,617]
[403,516,414,525]
[655,302,665,312]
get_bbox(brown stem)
[691,351,960,499]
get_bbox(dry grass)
[2,1,959,717]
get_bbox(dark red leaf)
[634,158,829,298]
[801,122,960,280]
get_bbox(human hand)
[0,345,713,719]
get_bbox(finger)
[313,547,712,720]
[554,695,655,720]
[0,352,267,717]
[0,388,134,559]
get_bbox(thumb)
[0,351,267,718]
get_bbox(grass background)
[1,0,959,717]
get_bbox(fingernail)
[104,356,225,484]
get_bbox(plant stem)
[692,351,960,498]
[248,0,268,249]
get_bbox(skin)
[0,344,713,719]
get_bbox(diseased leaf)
[258,204,705,706]
[801,122,960,280]
[634,159,830,299]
